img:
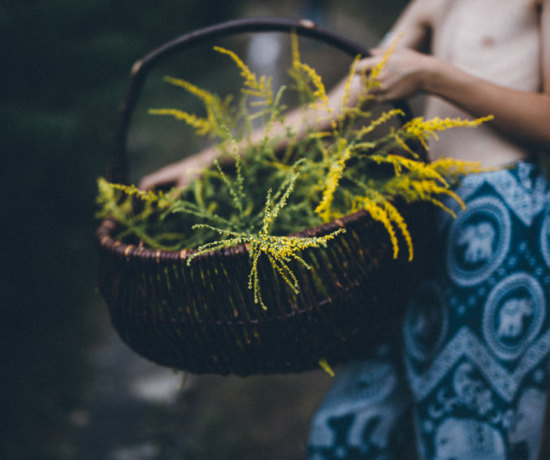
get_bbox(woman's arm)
[139,0,434,190]
[138,69,358,190]
[358,0,550,150]
[138,81,352,190]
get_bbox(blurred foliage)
[339,0,409,33]
[0,1,246,459]
[175,373,332,460]
[0,1,409,459]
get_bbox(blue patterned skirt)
[308,161,550,460]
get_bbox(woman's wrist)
[420,56,475,101]
[418,55,446,94]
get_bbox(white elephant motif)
[457,221,496,264]
[497,297,533,339]
[434,417,505,460]
[308,361,406,450]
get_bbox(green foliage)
[97,37,489,308]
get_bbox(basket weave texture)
[96,18,426,376]
[97,204,428,376]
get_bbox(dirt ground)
[71,306,334,460]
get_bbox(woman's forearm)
[247,73,365,151]
[423,58,550,149]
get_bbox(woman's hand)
[357,47,437,102]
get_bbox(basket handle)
[108,17,415,184]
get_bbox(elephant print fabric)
[307,355,415,460]
[407,161,550,460]
[308,162,550,460]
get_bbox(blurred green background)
[0,1,408,459]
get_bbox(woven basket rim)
[96,208,370,263]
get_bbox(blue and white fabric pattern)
[308,162,550,460]
[307,350,413,460]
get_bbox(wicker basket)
[96,18,428,376]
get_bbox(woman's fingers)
[355,56,382,74]
[354,47,429,102]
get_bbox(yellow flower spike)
[383,201,413,261]
[160,75,231,137]
[319,359,335,377]
[294,62,329,106]
[291,30,301,69]
[366,34,402,93]
[363,200,400,258]
[342,55,362,112]
[149,108,212,136]
[353,109,404,141]
[430,157,487,177]
[163,76,213,104]
[401,115,494,147]
[214,46,257,89]
[394,133,423,156]
[214,46,274,106]
[315,143,353,221]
